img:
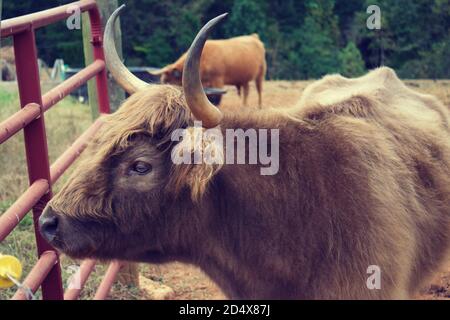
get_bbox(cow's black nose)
[39,208,59,243]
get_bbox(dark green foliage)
[285,18,339,79]
[292,0,342,78]
[3,0,83,66]
[225,0,267,37]
[339,42,366,77]
[2,0,449,79]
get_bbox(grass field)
[1,79,449,300]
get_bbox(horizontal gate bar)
[0,103,41,145]
[93,261,122,300]
[64,259,96,300]
[1,0,97,38]
[42,60,105,112]
[0,61,104,145]
[0,179,49,242]
[50,118,103,184]
[11,251,58,300]
[14,27,64,299]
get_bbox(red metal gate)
[0,0,124,300]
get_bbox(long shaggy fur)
[47,67,450,299]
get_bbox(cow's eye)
[130,161,152,175]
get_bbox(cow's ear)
[168,126,223,202]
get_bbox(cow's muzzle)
[39,206,59,244]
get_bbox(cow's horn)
[182,13,227,128]
[104,5,149,94]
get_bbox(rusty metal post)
[13,29,64,300]
[83,0,123,118]
[88,6,110,114]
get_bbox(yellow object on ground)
[0,254,22,289]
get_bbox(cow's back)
[292,67,450,297]
[200,35,266,86]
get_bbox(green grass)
[0,86,142,300]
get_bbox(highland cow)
[39,8,450,299]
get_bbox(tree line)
[3,0,450,79]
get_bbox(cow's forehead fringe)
[49,85,191,219]
[93,85,191,159]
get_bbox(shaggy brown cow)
[39,9,450,299]
[149,33,266,108]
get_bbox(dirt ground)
[140,80,450,300]
[142,260,450,300]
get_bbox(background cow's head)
[149,64,184,86]
[39,6,227,261]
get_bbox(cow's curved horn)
[182,14,227,128]
[104,5,148,94]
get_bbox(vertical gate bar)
[13,29,64,300]
[88,7,111,114]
